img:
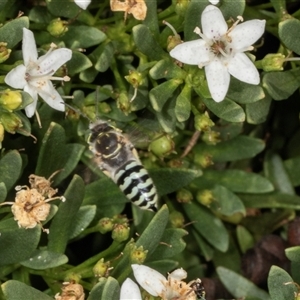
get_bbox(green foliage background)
[0,0,300,299]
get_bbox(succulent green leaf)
[94,42,114,72]
[268,266,296,300]
[218,267,271,300]
[195,136,265,162]
[150,168,202,196]
[88,277,119,300]
[263,68,300,100]
[279,19,300,55]
[0,17,29,48]
[48,175,84,253]
[20,250,68,269]
[183,202,229,252]
[0,182,7,203]
[67,52,93,76]
[149,59,187,80]
[0,219,40,266]
[0,150,22,192]
[236,226,255,254]
[285,246,300,263]
[68,205,97,239]
[132,24,167,60]
[245,94,272,124]
[2,280,53,300]
[284,156,300,187]
[175,84,191,122]
[201,169,274,193]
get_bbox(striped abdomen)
[113,160,157,212]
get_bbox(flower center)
[211,40,227,56]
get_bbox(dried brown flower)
[110,0,147,21]
[55,282,85,300]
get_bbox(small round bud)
[194,112,214,131]
[117,92,131,115]
[98,102,111,114]
[47,18,68,37]
[176,188,193,203]
[93,258,111,277]
[0,42,11,63]
[174,0,190,16]
[194,153,213,168]
[130,246,148,264]
[169,210,185,228]
[202,130,220,145]
[149,134,175,157]
[98,217,114,234]
[63,272,81,284]
[196,189,214,206]
[111,224,130,242]
[258,53,285,72]
[125,70,144,88]
[0,90,22,111]
[0,112,22,133]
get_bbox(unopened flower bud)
[0,90,22,111]
[47,18,68,37]
[125,70,144,88]
[98,102,111,114]
[194,112,214,131]
[0,42,11,63]
[174,0,190,16]
[112,214,128,225]
[0,112,22,133]
[93,258,111,277]
[194,152,213,168]
[196,189,214,206]
[98,217,113,234]
[63,272,81,284]
[149,134,175,157]
[117,92,131,115]
[176,188,193,203]
[169,210,185,228]
[257,53,285,72]
[112,224,130,242]
[130,246,148,264]
[202,130,220,145]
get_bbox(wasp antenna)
[62,102,92,122]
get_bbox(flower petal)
[36,48,72,76]
[229,20,266,51]
[4,65,27,89]
[74,0,91,10]
[24,85,38,117]
[205,58,230,102]
[37,81,65,112]
[22,28,38,66]
[170,39,210,66]
[132,264,166,297]
[201,5,227,40]
[169,268,187,280]
[120,278,142,300]
[228,52,260,84]
[209,0,219,4]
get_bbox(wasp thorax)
[95,133,121,157]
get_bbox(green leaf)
[144,0,159,36]
[175,84,191,122]
[0,219,41,266]
[268,266,296,300]
[150,168,202,196]
[20,250,68,269]
[94,42,114,72]
[48,175,84,253]
[0,182,7,203]
[218,267,271,300]
[201,97,245,122]
[201,169,274,194]
[2,280,53,300]
[195,136,265,162]
[212,185,246,216]
[240,193,300,209]
[245,94,272,124]
[262,68,300,100]
[150,228,187,260]
[264,152,294,195]
[279,18,300,55]
[284,156,300,187]
[227,78,265,104]
[149,59,187,80]
[0,150,22,192]
[68,205,97,239]
[0,17,29,48]
[236,226,255,254]
[88,277,119,300]
[62,25,106,48]
[67,52,93,76]
[285,246,300,263]
[149,79,182,112]
[132,24,167,60]
[183,202,229,252]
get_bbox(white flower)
[131,264,201,300]
[120,278,142,300]
[208,0,219,4]
[5,28,72,117]
[170,5,266,102]
[74,0,91,9]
